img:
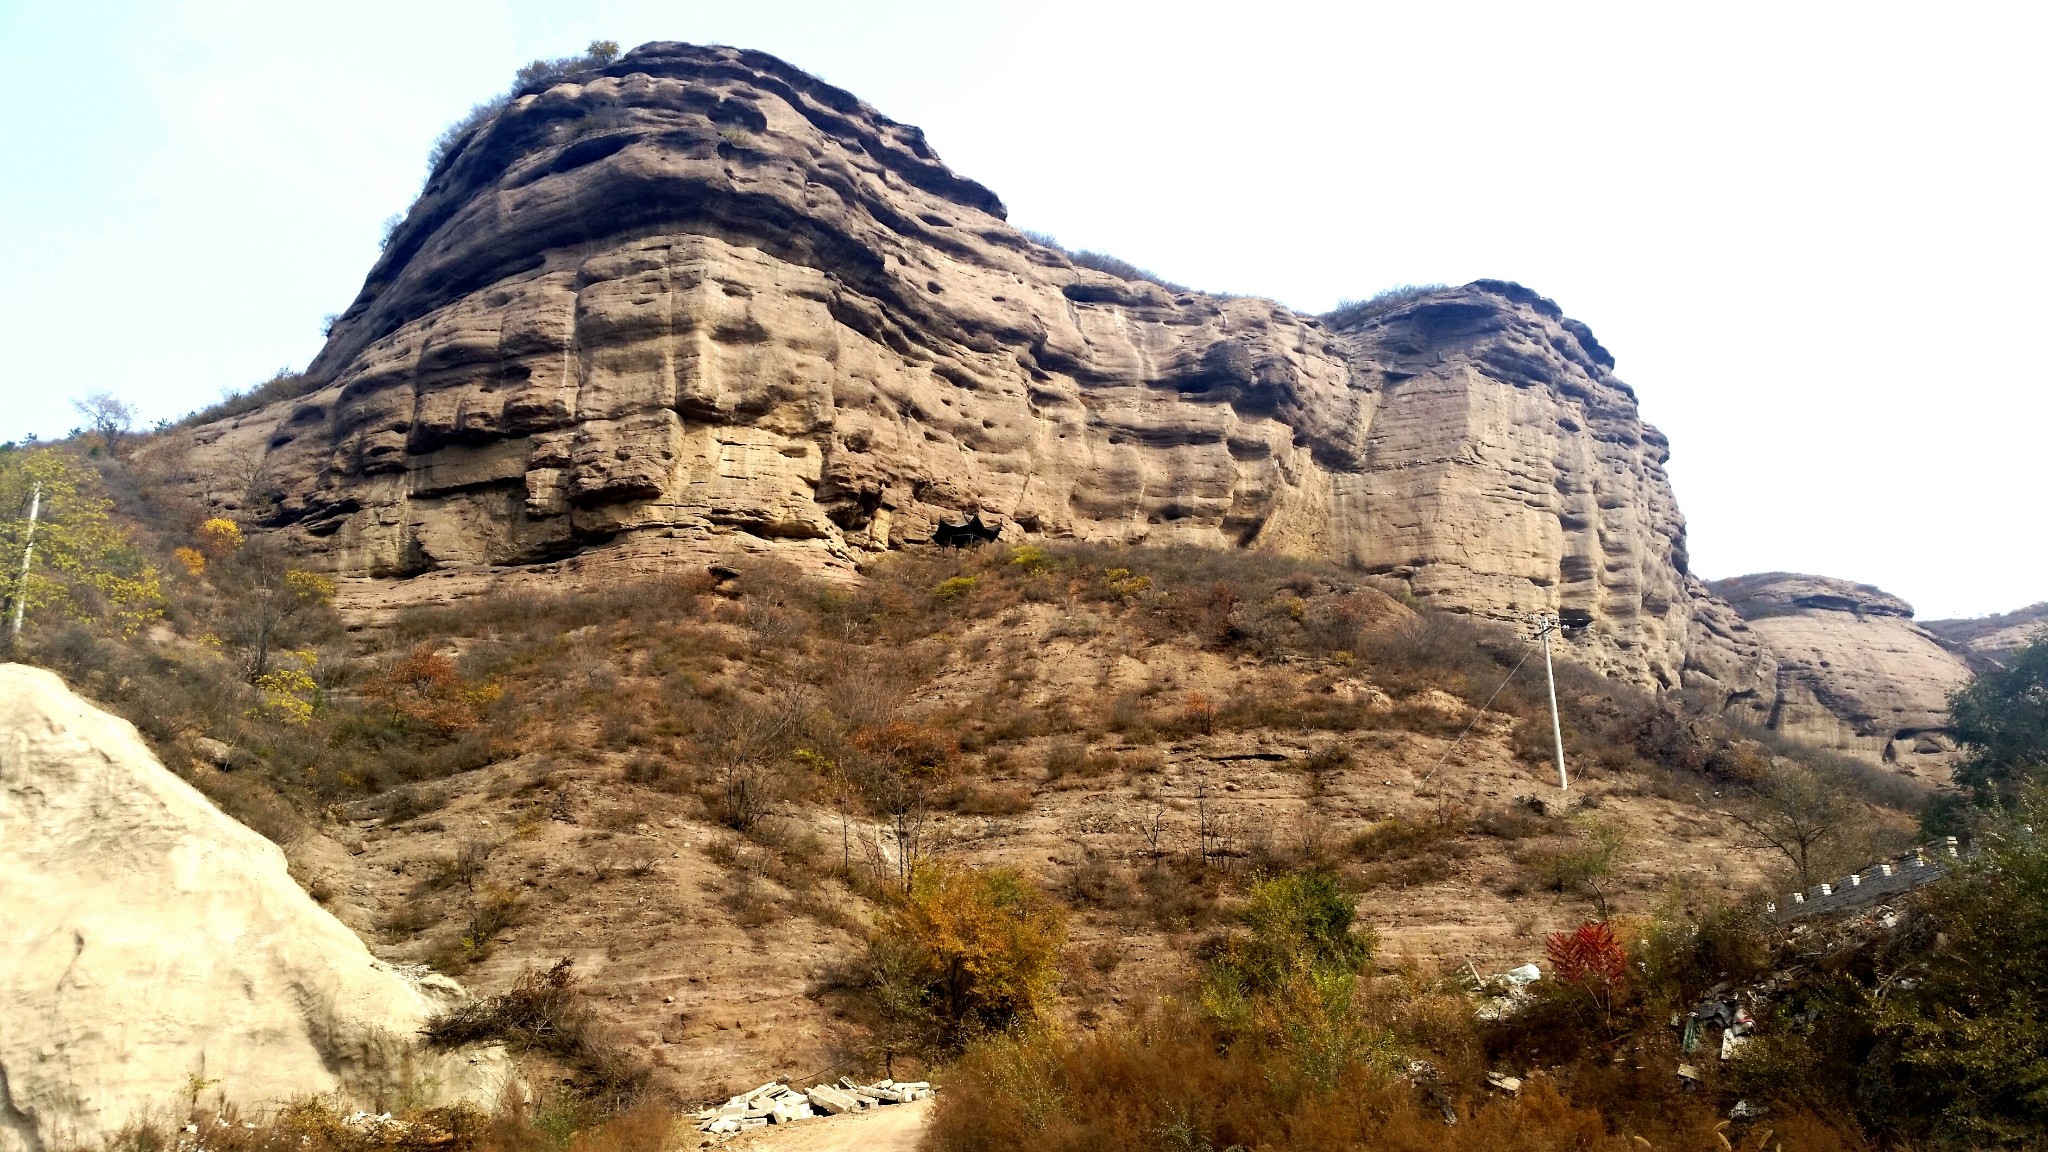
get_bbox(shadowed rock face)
[158,41,1769,697]
[1710,573,1974,779]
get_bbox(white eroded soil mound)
[0,664,509,1152]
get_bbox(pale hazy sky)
[1,1,2040,618]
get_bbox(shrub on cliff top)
[1322,283,1449,329]
[426,41,625,178]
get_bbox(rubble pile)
[1680,988,1756,1062]
[693,1078,933,1136]
[1467,961,1541,1020]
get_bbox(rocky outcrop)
[150,42,1764,697]
[1710,574,1974,779]
[0,665,509,1152]
[1924,602,2048,672]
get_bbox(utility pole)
[10,481,42,641]
[1531,613,1568,792]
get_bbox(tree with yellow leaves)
[0,446,162,640]
[855,862,1066,1068]
[200,525,335,680]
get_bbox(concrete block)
[805,1085,860,1115]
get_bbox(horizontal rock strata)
[152,42,1769,698]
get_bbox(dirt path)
[718,1099,932,1152]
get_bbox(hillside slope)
[262,548,1793,1101]
[1924,602,2048,672]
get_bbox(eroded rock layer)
[0,665,509,1152]
[158,42,1764,696]
[1924,602,2048,673]
[1710,574,1974,779]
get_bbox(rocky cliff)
[1924,602,2048,673]
[1709,574,1974,779]
[0,665,509,1151]
[155,41,1769,698]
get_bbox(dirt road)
[718,1099,932,1152]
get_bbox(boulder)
[0,664,511,1152]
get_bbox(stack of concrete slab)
[693,1078,934,1136]
[694,1082,816,1134]
[1770,839,1972,923]
[849,1077,932,1104]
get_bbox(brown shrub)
[423,959,648,1105]
[925,1003,1756,1152]
[942,779,1034,816]
[1134,857,1225,931]
[1346,813,1472,892]
[372,645,503,733]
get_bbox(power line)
[1416,639,1535,787]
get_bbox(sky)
[1,1,2040,619]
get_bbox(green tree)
[1201,869,1374,1031]
[0,447,162,639]
[1205,868,1374,999]
[1949,631,2048,806]
[1200,869,1386,1092]
[1528,814,1636,918]
[1876,789,2048,1144]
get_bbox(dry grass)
[923,998,1854,1152]
[88,1097,681,1152]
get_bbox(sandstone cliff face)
[1710,574,1974,779]
[0,665,508,1151]
[157,42,1763,697]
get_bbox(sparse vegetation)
[426,41,623,179]
[1020,229,1191,292]
[423,958,647,1105]
[15,428,2015,1147]
[1321,283,1450,328]
[178,368,318,428]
